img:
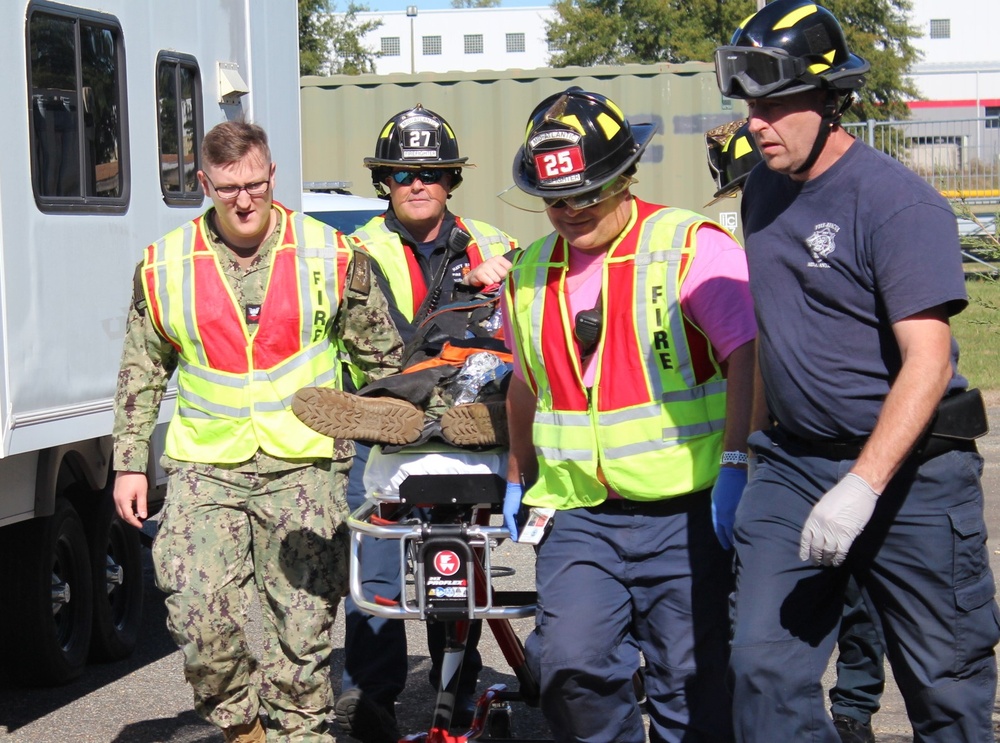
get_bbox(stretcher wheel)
[485,703,512,738]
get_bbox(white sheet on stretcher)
[363,444,508,501]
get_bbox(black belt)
[587,490,707,516]
[775,388,986,463]
[778,428,976,462]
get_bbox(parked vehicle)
[0,0,300,686]
[302,182,385,233]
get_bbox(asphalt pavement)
[4,402,1000,742]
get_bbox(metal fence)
[843,117,1000,205]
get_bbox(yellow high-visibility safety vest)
[351,215,515,322]
[506,199,729,509]
[142,203,352,463]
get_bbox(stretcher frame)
[346,469,550,743]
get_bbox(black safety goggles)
[714,46,809,98]
[389,169,448,186]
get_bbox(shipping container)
[301,63,748,245]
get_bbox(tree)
[545,0,754,67]
[825,0,921,121]
[546,0,921,121]
[299,0,383,76]
[452,0,501,6]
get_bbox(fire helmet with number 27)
[714,0,869,100]
[364,104,470,193]
[512,88,655,199]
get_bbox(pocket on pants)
[948,500,990,596]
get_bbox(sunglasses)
[542,175,633,211]
[389,169,449,186]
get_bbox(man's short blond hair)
[202,120,271,167]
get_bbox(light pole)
[406,6,418,74]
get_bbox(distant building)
[346,1,997,121]
[353,6,558,75]
[905,0,999,121]
[333,2,999,203]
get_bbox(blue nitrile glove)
[711,466,748,550]
[504,481,524,541]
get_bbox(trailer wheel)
[84,488,143,661]
[0,497,93,685]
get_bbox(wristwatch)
[721,450,749,466]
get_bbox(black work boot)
[833,713,876,743]
[334,688,399,743]
[450,686,480,729]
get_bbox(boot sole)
[334,690,399,743]
[292,388,423,445]
[440,401,508,447]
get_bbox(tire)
[0,497,93,685]
[84,487,144,661]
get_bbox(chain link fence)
[843,116,1000,203]
[844,116,1000,267]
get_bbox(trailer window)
[157,53,204,205]
[27,4,128,213]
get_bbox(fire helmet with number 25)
[364,104,470,195]
[512,88,655,200]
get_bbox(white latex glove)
[799,473,879,567]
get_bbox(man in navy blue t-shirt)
[714,1,999,741]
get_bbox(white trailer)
[0,0,302,685]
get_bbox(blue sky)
[362,0,548,12]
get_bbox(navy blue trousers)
[830,575,885,723]
[526,494,734,743]
[341,445,482,705]
[731,428,999,742]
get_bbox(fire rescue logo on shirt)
[433,550,461,576]
[805,222,840,268]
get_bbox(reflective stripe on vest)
[507,199,728,509]
[352,215,513,323]
[143,203,350,463]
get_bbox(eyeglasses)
[542,175,634,211]
[714,46,808,98]
[389,169,448,186]
[204,171,272,200]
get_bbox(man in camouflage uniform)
[112,121,403,743]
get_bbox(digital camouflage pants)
[153,457,350,741]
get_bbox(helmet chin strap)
[794,91,854,175]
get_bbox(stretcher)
[347,445,550,743]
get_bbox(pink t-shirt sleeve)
[679,225,757,362]
[502,224,756,380]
